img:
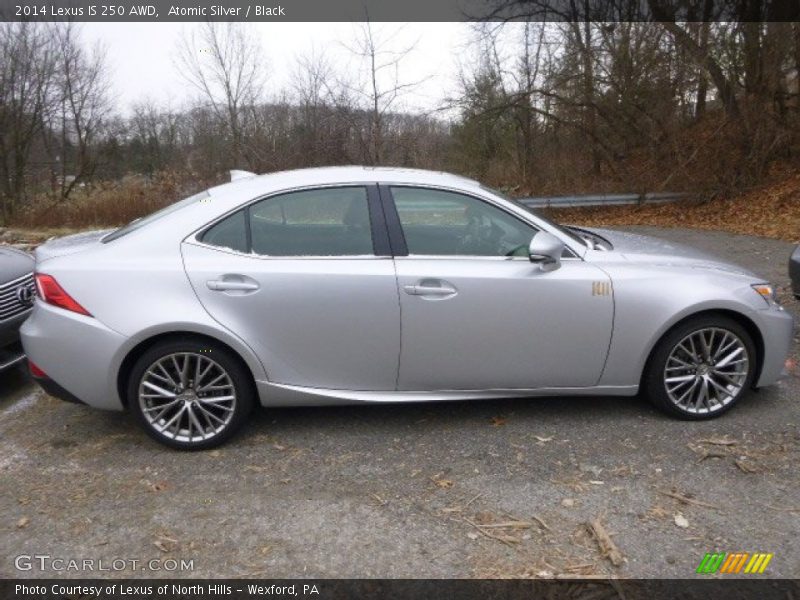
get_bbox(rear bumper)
[754,305,795,387]
[20,301,127,410]
[32,373,86,405]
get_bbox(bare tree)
[175,22,265,168]
[0,22,57,222]
[291,48,339,165]
[52,22,112,199]
[343,21,427,164]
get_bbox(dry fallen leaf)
[674,513,690,528]
[16,516,30,529]
[534,435,554,443]
[561,498,576,508]
[490,416,507,427]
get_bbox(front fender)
[598,267,769,388]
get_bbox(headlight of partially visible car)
[752,283,779,306]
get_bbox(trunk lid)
[35,229,114,263]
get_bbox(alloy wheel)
[138,352,237,443]
[663,327,750,415]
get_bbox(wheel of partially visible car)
[643,315,756,419]
[127,338,255,450]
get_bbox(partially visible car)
[0,246,35,372]
[790,245,800,299]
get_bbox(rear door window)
[249,187,374,256]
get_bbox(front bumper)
[0,341,26,372]
[0,309,32,372]
[20,301,127,410]
[754,305,795,387]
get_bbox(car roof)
[208,166,483,198]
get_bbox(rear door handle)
[403,284,457,296]
[207,280,259,291]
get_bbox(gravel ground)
[0,227,797,579]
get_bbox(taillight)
[34,273,92,316]
[28,361,47,378]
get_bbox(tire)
[642,315,757,420]
[127,338,255,450]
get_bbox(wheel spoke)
[666,374,696,384]
[197,372,227,392]
[142,381,177,398]
[156,363,178,388]
[707,376,735,398]
[159,404,186,433]
[187,405,206,440]
[716,347,745,368]
[196,403,226,426]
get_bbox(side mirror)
[528,231,564,272]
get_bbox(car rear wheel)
[127,339,255,450]
[643,316,756,419]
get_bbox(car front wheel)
[127,339,255,450]
[643,316,757,419]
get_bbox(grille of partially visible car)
[0,273,35,321]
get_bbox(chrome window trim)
[187,182,384,260]
[383,182,585,260]
[183,240,391,261]
[394,255,582,261]
[186,180,585,261]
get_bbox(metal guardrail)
[518,192,687,209]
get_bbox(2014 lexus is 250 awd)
[21,167,794,449]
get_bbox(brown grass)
[9,172,211,229]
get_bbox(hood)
[35,229,114,263]
[582,227,760,279]
[0,245,35,282]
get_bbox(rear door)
[182,184,401,391]
[383,185,614,391]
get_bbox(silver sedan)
[20,167,794,449]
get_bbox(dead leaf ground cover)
[546,170,800,243]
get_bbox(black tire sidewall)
[127,338,255,450]
[644,316,757,420]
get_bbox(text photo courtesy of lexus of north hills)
[0,1,799,599]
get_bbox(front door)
[385,186,613,391]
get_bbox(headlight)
[752,283,778,306]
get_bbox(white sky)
[82,22,474,117]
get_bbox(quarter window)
[201,209,248,253]
[391,187,537,257]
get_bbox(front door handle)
[207,279,259,292]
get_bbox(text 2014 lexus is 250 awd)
[21,167,794,449]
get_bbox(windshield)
[103,190,210,243]
[479,185,587,247]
